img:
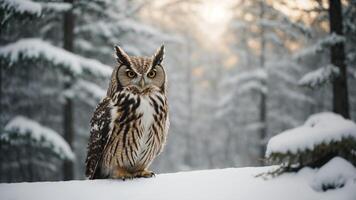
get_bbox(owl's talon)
[134,170,155,178]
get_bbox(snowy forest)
[1,0,356,187]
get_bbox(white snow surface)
[0,0,42,16]
[266,112,356,157]
[0,167,355,200]
[310,157,356,192]
[2,116,75,160]
[0,38,112,77]
[299,64,340,88]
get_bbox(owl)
[85,45,169,180]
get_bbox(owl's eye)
[147,70,156,78]
[126,70,136,78]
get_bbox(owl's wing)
[85,97,112,179]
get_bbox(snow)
[223,69,268,86]
[299,64,340,88]
[310,157,356,192]
[238,80,268,94]
[0,167,355,200]
[295,33,345,59]
[75,80,106,100]
[1,116,75,161]
[0,38,112,78]
[0,0,42,16]
[65,80,106,106]
[41,2,72,12]
[266,112,356,157]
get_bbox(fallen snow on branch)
[238,80,268,94]
[298,64,340,88]
[64,80,106,106]
[266,112,356,157]
[0,167,355,200]
[295,33,345,59]
[40,2,72,12]
[0,0,42,17]
[223,68,268,86]
[0,38,112,78]
[1,116,74,160]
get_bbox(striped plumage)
[85,45,169,179]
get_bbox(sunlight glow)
[197,0,233,43]
[272,0,318,24]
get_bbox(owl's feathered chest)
[103,90,168,172]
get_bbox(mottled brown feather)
[85,97,112,179]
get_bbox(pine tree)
[0,116,74,182]
[0,0,111,182]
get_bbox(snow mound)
[0,0,42,16]
[0,167,355,200]
[310,157,356,192]
[1,116,74,160]
[0,38,112,78]
[298,64,340,88]
[266,112,356,157]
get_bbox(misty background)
[1,0,355,182]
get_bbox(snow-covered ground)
[0,166,355,200]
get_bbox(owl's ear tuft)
[152,44,165,66]
[114,45,131,66]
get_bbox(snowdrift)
[0,167,355,200]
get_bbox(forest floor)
[0,166,355,200]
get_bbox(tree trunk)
[258,0,267,165]
[328,0,350,119]
[63,0,75,180]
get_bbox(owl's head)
[108,45,167,97]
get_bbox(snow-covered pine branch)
[0,38,112,78]
[63,80,106,107]
[222,68,268,86]
[238,80,268,95]
[298,64,340,88]
[265,112,356,170]
[0,0,42,18]
[1,116,75,161]
[40,2,72,13]
[294,33,346,59]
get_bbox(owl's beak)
[139,78,145,88]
